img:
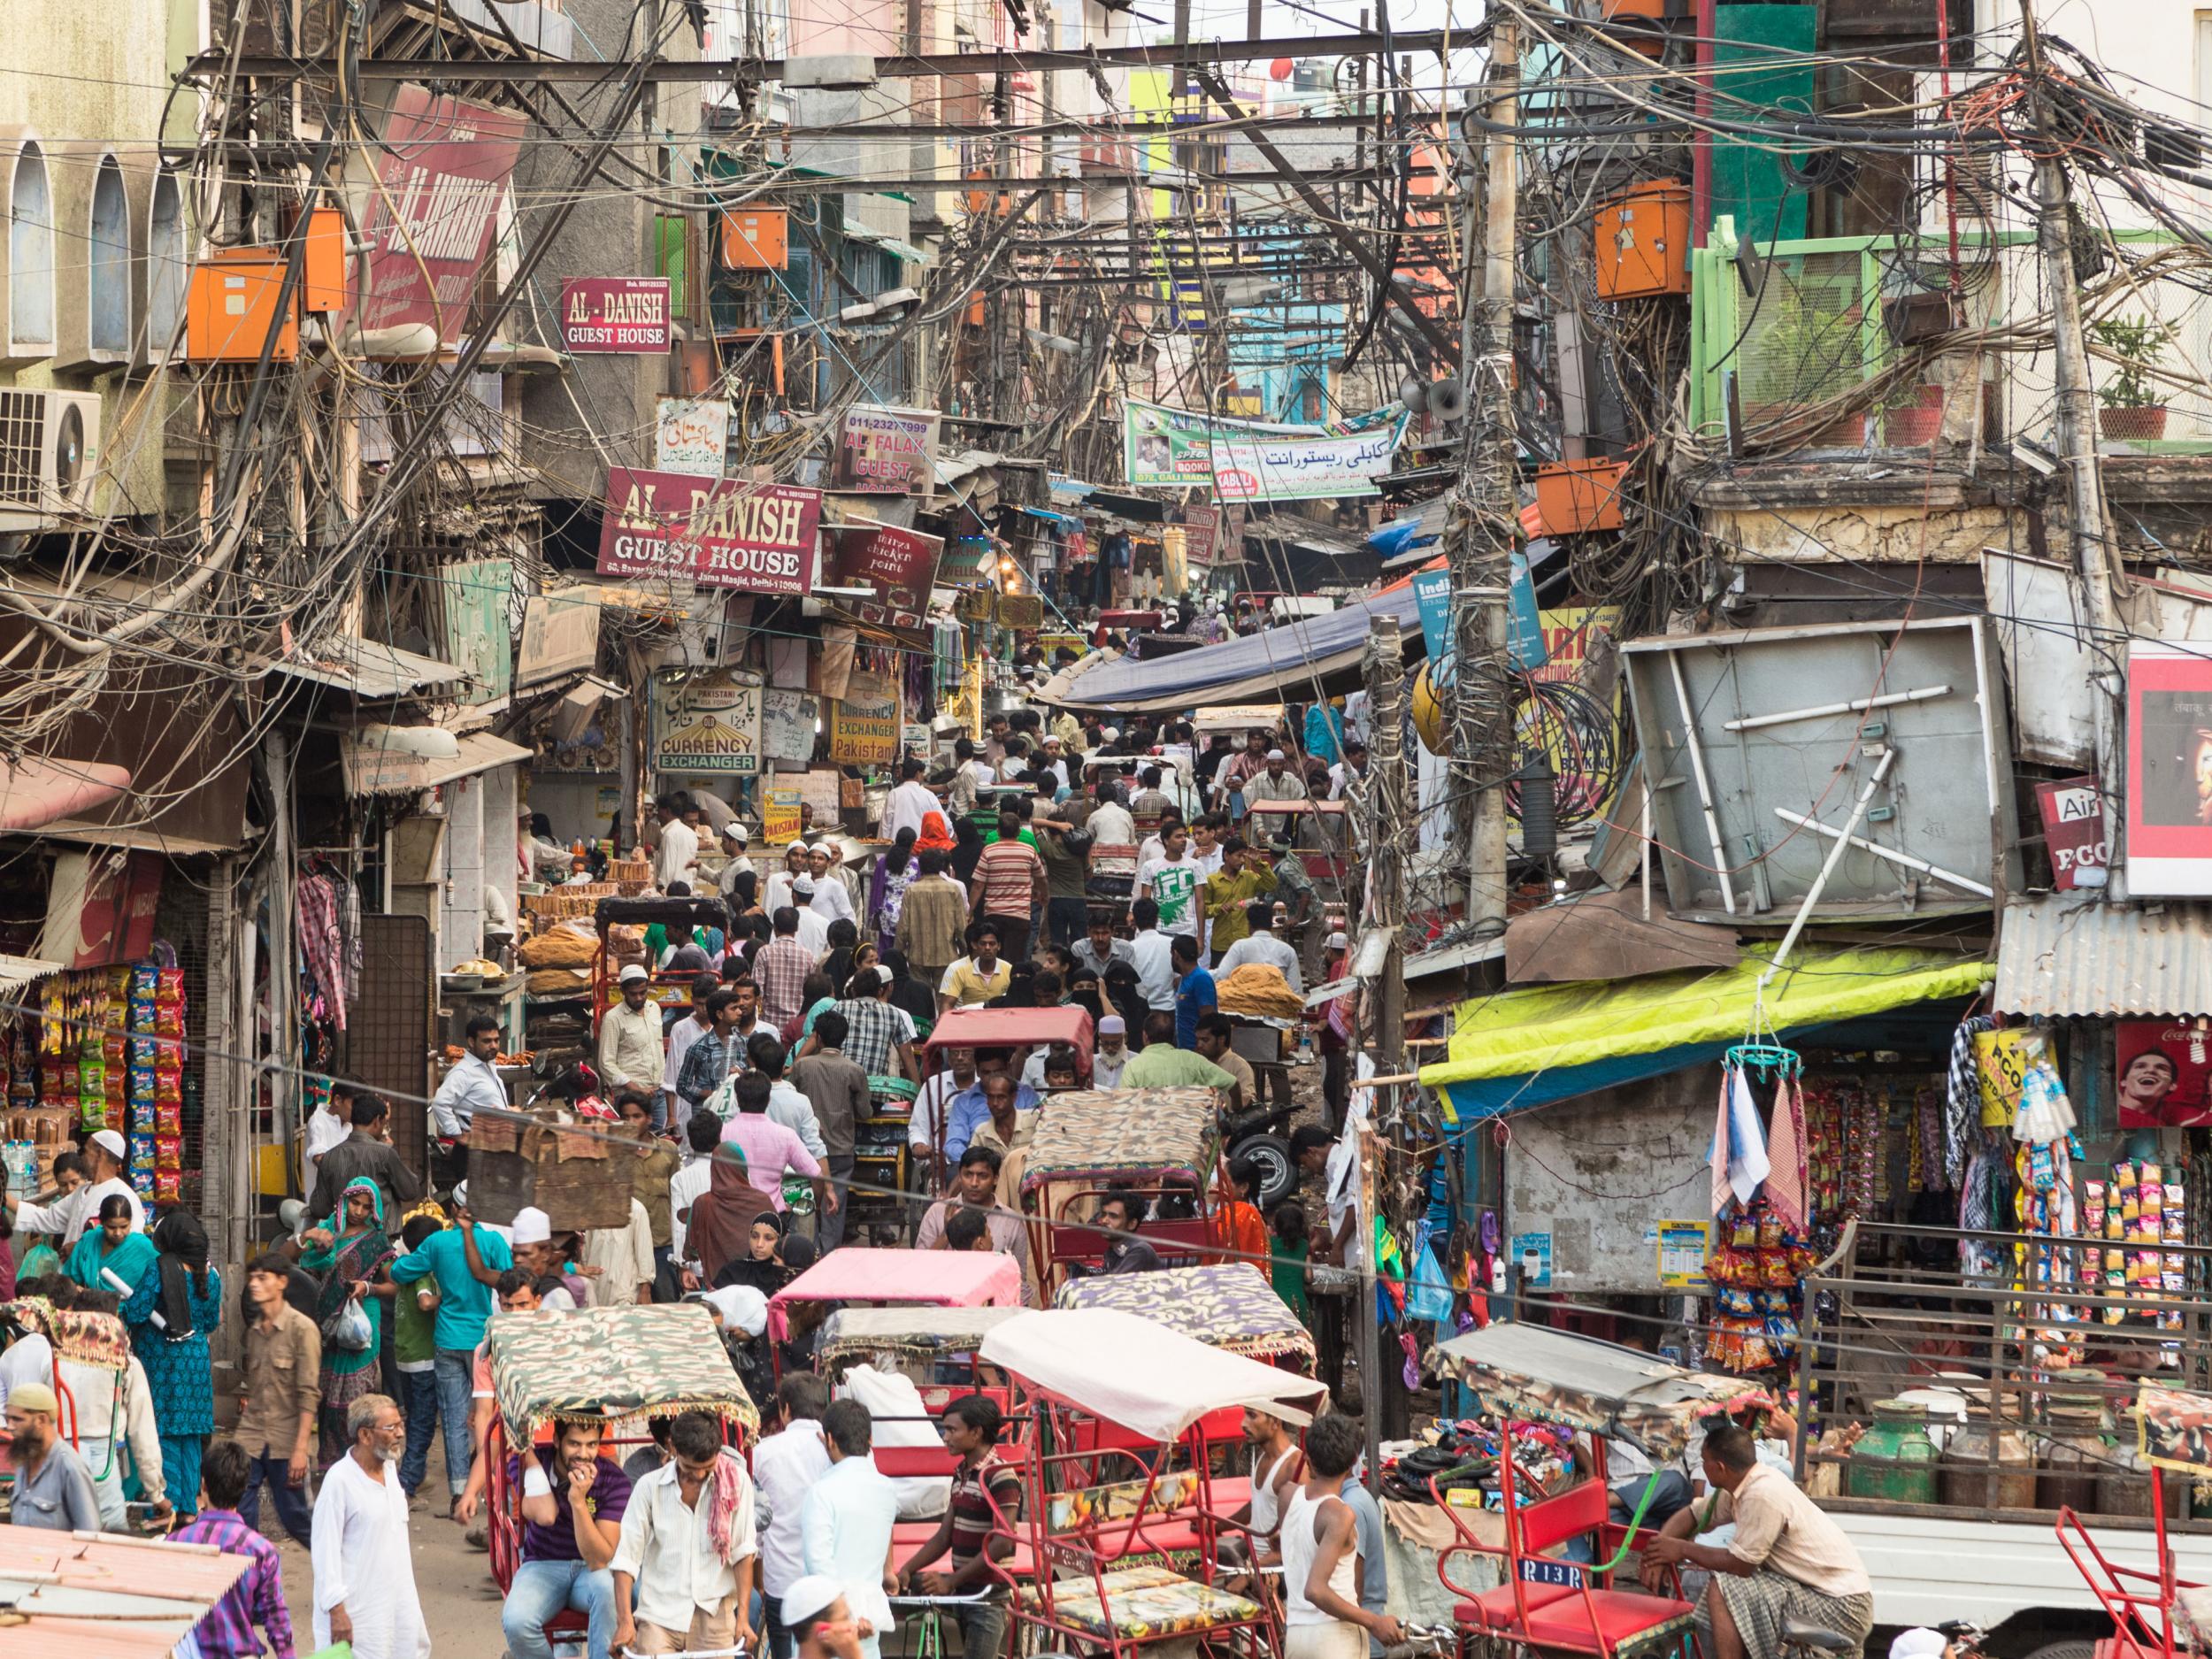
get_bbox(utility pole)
[1358,615,1412,1464]
[2019,0,2122,832]
[1446,9,1518,934]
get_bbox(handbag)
[322,1294,373,1354]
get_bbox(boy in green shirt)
[1204,838,1278,964]
[391,1212,442,1499]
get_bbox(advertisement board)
[559,277,672,353]
[764,787,803,843]
[597,469,822,595]
[654,397,730,477]
[355,88,526,348]
[2127,642,2212,895]
[760,688,820,765]
[654,672,764,774]
[1182,505,1218,569]
[2034,775,2108,892]
[821,520,942,629]
[827,671,901,765]
[2119,1019,2212,1129]
[830,405,941,496]
[1122,401,1408,501]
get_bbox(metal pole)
[2019,0,2122,825]
[1761,749,1897,986]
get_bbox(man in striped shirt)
[165,1437,296,1659]
[970,812,1047,962]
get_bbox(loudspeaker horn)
[1397,375,1429,413]
[1428,375,1468,422]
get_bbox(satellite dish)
[1429,375,1468,422]
[1397,375,1429,413]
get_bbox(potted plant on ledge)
[2089,315,2177,441]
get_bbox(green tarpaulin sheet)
[1418,942,1989,1089]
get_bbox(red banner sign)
[355,88,526,347]
[1182,505,1218,568]
[2034,775,2108,892]
[559,277,672,353]
[597,468,824,595]
[823,521,942,629]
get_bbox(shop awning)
[342,729,534,796]
[1992,888,2212,1018]
[265,635,468,700]
[0,757,131,833]
[1418,941,1991,1122]
[1046,581,1427,712]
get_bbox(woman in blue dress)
[119,1209,221,1517]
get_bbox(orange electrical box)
[1600,0,1670,53]
[301,207,349,312]
[1594,181,1691,299]
[721,208,788,270]
[187,250,299,362]
[1533,458,1630,536]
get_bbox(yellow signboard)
[827,670,901,765]
[763,787,803,844]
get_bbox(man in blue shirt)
[390,1206,513,1512]
[1171,934,1215,1049]
[942,1063,1040,1164]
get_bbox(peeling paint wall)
[1709,503,2013,565]
[1503,1069,1716,1294]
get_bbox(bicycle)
[889,1587,997,1659]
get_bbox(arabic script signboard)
[1122,401,1408,501]
[655,672,764,774]
[655,397,730,477]
[597,468,823,595]
[560,277,672,353]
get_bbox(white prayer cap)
[511,1206,552,1246]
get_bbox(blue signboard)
[1409,559,1548,673]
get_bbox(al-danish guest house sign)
[559,277,672,353]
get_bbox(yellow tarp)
[1417,942,1990,1088]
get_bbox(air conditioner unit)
[0,389,101,529]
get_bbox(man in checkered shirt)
[165,1437,296,1659]
[752,907,818,1030]
[810,966,918,1080]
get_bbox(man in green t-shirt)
[390,1212,442,1500]
[1120,1010,1240,1105]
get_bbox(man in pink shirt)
[719,1071,828,1213]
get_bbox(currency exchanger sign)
[1123,402,1408,501]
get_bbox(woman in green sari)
[298,1176,394,1471]
[66,1194,156,1293]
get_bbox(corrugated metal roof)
[1993,890,2212,1017]
[0,1529,251,1657]
[266,635,467,699]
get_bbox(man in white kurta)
[312,1394,429,1659]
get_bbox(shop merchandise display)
[7,964,188,1202]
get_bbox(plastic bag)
[323,1295,373,1354]
[1404,1236,1455,1324]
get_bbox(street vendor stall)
[1018,1087,1224,1289]
[1052,1263,1314,1371]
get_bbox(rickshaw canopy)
[1051,1263,1314,1366]
[980,1308,1325,1443]
[1435,1322,1768,1459]
[923,1006,1094,1079]
[592,895,729,933]
[1019,1087,1220,1196]
[2139,1381,2212,1476]
[817,1304,1027,1368]
[0,1298,127,1371]
[486,1302,757,1448]
[768,1246,1023,1341]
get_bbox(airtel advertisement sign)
[597,468,824,595]
[355,88,526,346]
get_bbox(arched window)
[145,170,186,362]
[87,155,128,360]
[6,138,53,357]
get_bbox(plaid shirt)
[167,1507,295,1658]
[752,935,816,1028]
[677,1030,741,1108]
[829,996,908,1078]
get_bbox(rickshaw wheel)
[1234,1133,1295,1210]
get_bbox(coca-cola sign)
[596,468,823,595]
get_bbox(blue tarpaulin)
[1048,582,1431,712]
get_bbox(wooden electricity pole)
[1445,9,1519,935]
